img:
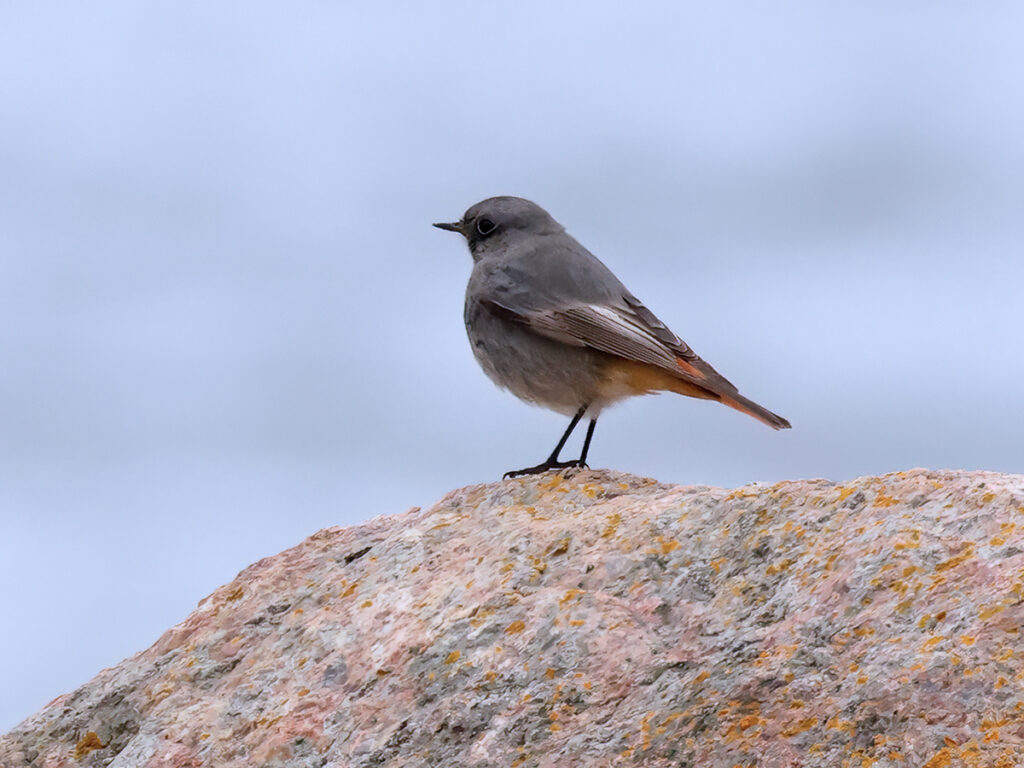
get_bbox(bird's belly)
[465,308,607,416]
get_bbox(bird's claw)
[503,460,589,479]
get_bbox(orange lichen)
[340,582,359,598]
[658,537,681,554]
[445,650,460,664]
[980,603,1007,620]
[922,748,953,768]
[935,544,976,572]
[766,558,795,576]
[74,732,106,759]
[782,717,817,736]
[601,513,622,538]
[505,620,526,634]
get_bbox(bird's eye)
[476,218,497,236]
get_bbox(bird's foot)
[503,459,589,479]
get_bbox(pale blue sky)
[2,2,1023,729]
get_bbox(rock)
[3,468,1024,767]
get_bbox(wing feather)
[480,297,738,394]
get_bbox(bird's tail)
[716,391,791,430]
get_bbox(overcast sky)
[2,2,1023,730]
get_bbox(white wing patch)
[527,303,681,370]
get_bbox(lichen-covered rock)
[3,469,1024,767]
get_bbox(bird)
[434,196,790,477]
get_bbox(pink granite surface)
[3,468,1024,767]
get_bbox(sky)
[2,1,1023,731]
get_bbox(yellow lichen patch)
[694,670,710,684]
[710,557,727,573]
[560,588,584,607]
[360,600,373,608]
[225,585,244,601]
[935,543,976,572]
[548,538,570,557]
[445,650,461,664]
[766,558,795,576]
[639,711,655,750]
[661,712,684,726]
[921,635,945,651]
[74,732,107,759]
[470,606,496,628]
[874,492,900,508]
[982,492,997,504]
[539,474,563,491]
[826,715,854,735]
[782,717,817,737]
[960,635,976,646]
[505,620,526,634]
[658,537,681,555]
[545,667,556,679]
[894,530,921,550]
[836,486,856,502]
[339,581,359,598]
[297,687,310,697]
[601,512,622,538]
[980,603,1007,620]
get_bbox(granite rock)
[3,469,1024,767]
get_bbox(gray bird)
[434,196,790,477]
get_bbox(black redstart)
[434,196,790,477]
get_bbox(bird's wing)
[480,295,738,393]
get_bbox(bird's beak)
[433,220,465,234]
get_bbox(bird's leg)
[504,405,591,478]
[577,418,598,466]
